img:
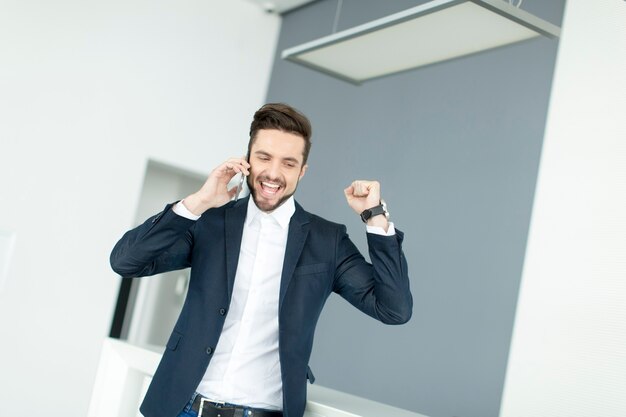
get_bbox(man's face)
[247,129,308,212]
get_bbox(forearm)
[179,192,214,217]
[334,227,413,325]
[366,214,389,232]
[366,231,412,324]
[110,203,195,278]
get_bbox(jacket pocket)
[166,331,183,351]
[294,263,329,276]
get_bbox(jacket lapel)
[225,197,248,299]
[279,202,311,311]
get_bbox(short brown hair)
[248,103,312,164]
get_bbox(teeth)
[262,182,279,189]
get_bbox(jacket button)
[206,347,213,355]
[219,308,227,316]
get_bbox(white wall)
[0,0,279,415]
[500,0,626,416]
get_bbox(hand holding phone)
[181,156,249,215]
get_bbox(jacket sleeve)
[332,226,413,324]
[110,202,196,278]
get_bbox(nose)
[266,160,282,180]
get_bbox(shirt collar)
[246,195,295,230]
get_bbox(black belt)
[191,395,283,417]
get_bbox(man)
[110,103,412,417]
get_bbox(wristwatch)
[360,199,389,223]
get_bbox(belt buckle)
[198,397,225,417]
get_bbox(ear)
[299,164,308,180]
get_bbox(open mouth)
[260,181,282,197]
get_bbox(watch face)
[360,209,371,223]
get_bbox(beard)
[247,174,298,213]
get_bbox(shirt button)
[219,308,227,316]
[206,347,213,355]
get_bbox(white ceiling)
[243,0,317,14]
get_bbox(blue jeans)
[176,393,198,417]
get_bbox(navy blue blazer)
[110,197,412,417]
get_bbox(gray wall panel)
[266,1,565,416]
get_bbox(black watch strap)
[360,203,387,223]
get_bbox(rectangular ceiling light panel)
[282,0,561,84]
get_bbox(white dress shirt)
[173,196,394,410]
